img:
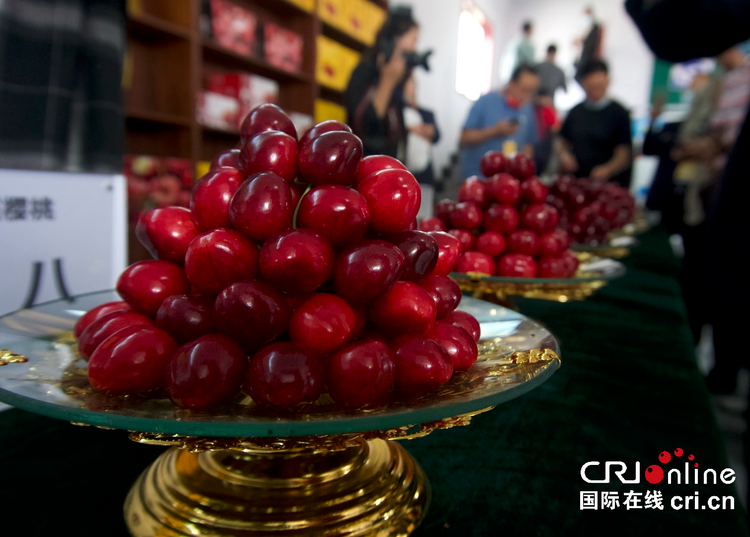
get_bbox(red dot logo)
[694,463,699,468]
[645,464,664,484]
[674,448,683,457]
[659,451,671,464]
[688,454,694,461]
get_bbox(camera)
[379,5,433,72]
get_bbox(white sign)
[0,170,127,316]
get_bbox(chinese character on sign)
[4,197,27,220]
[30,197,54,220]
[645,490,664,510]
[623,490,643,510]
[580,491,598,510]
[601,492,620,510]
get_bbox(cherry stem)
[292,184,313,229]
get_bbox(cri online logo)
[581,448,736,485]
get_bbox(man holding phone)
[459,64,540,179]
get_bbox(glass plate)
[0,291,560,437]
[451,256,626,285]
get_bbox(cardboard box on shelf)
[315,99,347,124]
[206,72,279,119]
[341,0,366,43]
[209,0,258,57]
[316,35,361,92]
[360,1,387,46]
[318,0,345,30]
[263,22,304,73]
[196,91,241,131]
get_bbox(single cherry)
[486,173,521,205]
[229,172,293,241]
[508,153,536,179]
[74,301,132,338]
[507,229,540,256]
[117,260,189,317]
[390,336,453,396]
[190,167,243,231]
[521,203,560,234]
[455,251,494,275]
[259,229,334,295]
[289,293,356,355]
[427,231,463,276]
[483,204,519,234]
[185,229,259,295]
[480,151,508,177]
[77,310,153,359]
[327,340,395,408]
[560,250,580,277]
[445,310,481,342]
[296,185,370,248]
[240,103,297,143]
[355,154,407,186]
[447,229,476,252]
[155,294,215,344]
[521,176,549,204]
[239,130,298,183]
[475,231,506,258]
[298,131,363,186]
[459,176,487,207]
[538,229,570,256]
[210,148,241,170]
[369,281,437,338]
[357,168,421,234]
[537,256,569,278]
[427,321,478,371]
[434,198,456,224]
[497,254,537,278]
[419,274,461,319]
[450,201,483,230]
[135,207,200,263]
[299,120,352,150]
[388,230,439,282]
[332,240,405,305]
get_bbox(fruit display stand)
[570,235,639,259]
[0,292,559,536]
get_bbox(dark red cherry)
[229,172,293,241]
[507,230,540,256]
[357,168,421,234]
[475,231,506,258]
[447,229,475,252]
[355,154,407,186]
[427,321,478,371]
[74,301,131,339]
[296,185,370,248]
[155,294,215,344]
[289,293,356,355]
[298,131,363,186]
[240,103,297,143]
[483,204,519,234]
[390,336,453,396]
[299,120,352,150]
[190,167,243,231]
[388,230,439,282]
[117,261,189,317]
[459,176,487,206]
[239,130,298,183]
[450,202,482,230]
[327,340,395,408]
[486,173,521,205]
[185,229,259,295]
[537,256,569,278]
[444,310,481,342]
[419,275,461,319]
[259,229,334,295]
[480,151,508,177]
[78,310,153,359]
[455,252,494,275]
[427,231,463,276]
[210,148,241,170]
[333,240,405,305]
[521,176,549,203]
[497,254,537,278]
[369,281,437,338]
[135,207,200,263]
[521,204,559,234]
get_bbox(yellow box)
[285,0,314,13]
[315,99,347,124]
[196,161,211,181]
[316,35,361,92]
[341,0,366,43]
[318,0,345,30]
[360,2,386,46]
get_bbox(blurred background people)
[557,60,633,187]
[459,65,540,179]
[536,44,567,107]
[500,21,536,84]
[574,6,604,83]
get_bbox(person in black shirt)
[344,8,419,159]
[558,60,633,187]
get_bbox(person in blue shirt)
[459,64,540,179]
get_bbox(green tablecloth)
[1,227,747,535]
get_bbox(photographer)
[345,7,421,159]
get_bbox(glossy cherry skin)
[190,167,244,231]
[521,176,549,204]
[486,173,521,205]
[369,281,437,338]
[357,169,421,234]
[78,310,153,359]
[327,340,395,408]
[74,301,131,338]
[450,201,482,230]
[185,229,259,295]
[117,260,190,317]
[537,256,569,278]
[475,231,506,258]
[459,176,487,207]
[388,230,439,282]
[259,229,334,295]
[289,181,307,210]
[427,231,462,276]
[298,131,363,186]
[355,154,407,186]
[480,150,508,177]
[135,207,200,263]
[166,334,248,411]
[521,204,560,234]
[210,148,241,170]
[447,229,475,252]
[289,293,356,355]
[507,230,540,256]
[483,204,519,234]
[455,251,494,275]
[239,130,298,183]
[508,153,536,180]
[156,294,215,344]
[418,217,447,232]
[229,172,293,241]
[299,120,352,150]
[240,103,297,143]
[246,342,325,408]
[419,274,461,319]
[560,249,580,277]
[427,321,478,371]
[333,240,405,305]
[434,198,455,224]
[445,310,481,342]
[214,281,291,352]
[297,185,370,248]
[539,229,570,256]
[88,325,178,396]
[497,254,537,278]
[390,336,453,396]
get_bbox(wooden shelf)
[127,12,191,41]
[202,39,314,84]
[126,108,192,127]
[321,22,368,53]
[234,0,315,19]
[319,85,346,104]
[201,124,241,137]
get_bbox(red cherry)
[259,229,334,295]
[117,260,189,317]
[521,203,559,234]
[239,130,298,183]
[447,229,476,252]
[568,188,588,209]
[88,325,178,396]
[190,167,243,231]
[483,204,519,234]
[537,256,569,278]
[289,293,356,355]
[213,281,291,352]
[434,198,456,223]
[135,207,200,263]
[299,120,352,150]
[390,336,453,396]
[289,181,306,210]
[507,230,540,256]
[78,310,153,359]
[497,254,537,278]
[74,301,131,339]
[459,176,487,206]
[418,217,447,232]
[327,340,395,408]
[357,168,421,234]
[210,149,240,171]
[419,274,461,319]
[332,240,405,305]
[240,103,297,143]
[388,230,439,282]
[246,342,325,408]
[560,249,580,277]
[427,321,478,371]
[355,154,407,186]
[166,334,248,411]
[298,131,363,186]
[369,281,437,337]
[480,151,508,177]
[521,177,549,203]
[229,172,293,241]
[508,153,536,180]
[450,201,483,230]
[445,310,481,342]
[155,294,215,344]
[546,193,567,212]
[428,231,462,276]
[475,231,506,258]
[539,229,571,256]
[185,229,259,295]
[296,185,370,248]
[455,251,495,275]
[486,174,521,205]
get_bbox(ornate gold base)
[124,439,430,536]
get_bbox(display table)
[1,227,747,535]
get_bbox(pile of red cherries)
[75,104,481,412]
[420,151,579,279]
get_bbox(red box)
[263,22,303,72]
[210,0,258,57]
[196,91,242,131]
